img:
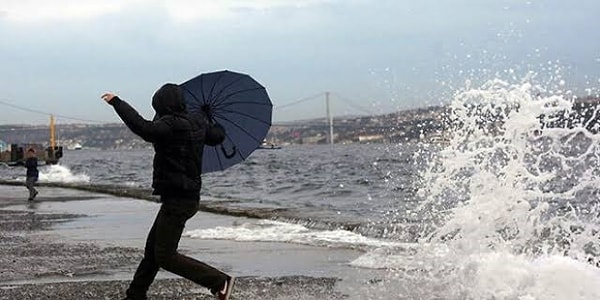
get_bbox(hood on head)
[152,83,186,117]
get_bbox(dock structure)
[0,115,63,165]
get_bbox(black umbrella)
[181,70,272,173]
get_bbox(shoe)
[122,295,146,300]
[123,289,147,300]
[214,276,235,300]
[32,191,38,200]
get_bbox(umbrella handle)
[221,144,237,159]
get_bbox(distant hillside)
[1,97,598,149]
[0,104,452,148]
[265,105,450,145]
[0,123,147,150]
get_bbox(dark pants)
[25,176,37,200]
[126,197,228,300]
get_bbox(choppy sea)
[3,78,600,299]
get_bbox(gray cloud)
[1,0,599,124]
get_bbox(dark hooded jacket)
[25,156,39,179]
[108,83,218,199]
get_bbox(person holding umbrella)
[101,83,234,300]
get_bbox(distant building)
[358,134,385,143]
[0,140,6,152]
[302,135,326,144]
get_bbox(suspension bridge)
[0,92,393,145]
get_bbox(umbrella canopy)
[181,70,272,173]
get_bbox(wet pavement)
[0,184,386,299]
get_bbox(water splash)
[419,77,600,256]
[39,164,90,183]
[355,75,600,299]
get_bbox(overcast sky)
[1,0,599,125]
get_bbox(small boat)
[258,140,281,150]
[73,143,83,150]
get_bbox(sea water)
[1,76,600,299]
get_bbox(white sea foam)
[349,248,600,299]
[38,164,90,183]
[184,219,401,250]
[467,253,600,299]
[349,243,449,270]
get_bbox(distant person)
[24,148,39,201]
[101,84,234,300]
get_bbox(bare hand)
[101,92,116,103]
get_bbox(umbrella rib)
[215,143,225,171]
[207,71,229,105]
[218,101,273,108]
[237,147,247,161]
[213,113,270,145]
[210,73,247,105]
[204,143,224,173]
[181,86,204,110]
[212,109,272,126]
[213,87,266,108]
[200,75,207,105]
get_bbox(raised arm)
[101,93,170,143]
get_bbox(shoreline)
[0,184,378,299]
[0,179,400,240]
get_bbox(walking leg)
[25,177,35,200]
[125,213,161,299]
[154,200,228,291]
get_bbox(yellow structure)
[50,115,56,149]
